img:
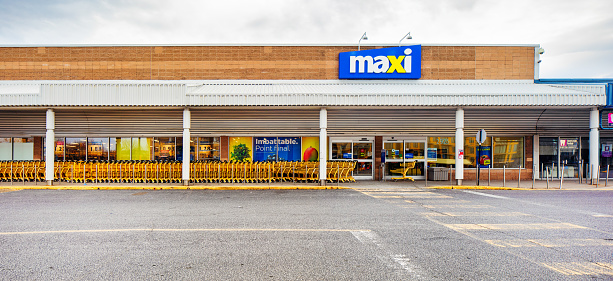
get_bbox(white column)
[45,109,55,185]
[319,108,327,186]
[182,108,191,185]
[533,135,540,179]
[590,107,599,180]
[455,108,464,185]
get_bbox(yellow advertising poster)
[229,137,253,162]
[301,137,320,162]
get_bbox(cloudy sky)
[0,0,611,78]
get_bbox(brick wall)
[0,45,535,80]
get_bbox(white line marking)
[462,190,509,199]
[351,231,423,279]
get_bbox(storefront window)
[405,142,425,160]
[0,138,11,160]
[427,137,455,167]
[332,143,352,159]
[464,137,492,168]
[54,138,65,161]
[64,138,86,161]
[384,142,403,160]
[87,138,109,161]
[109,138,117,160]
[353,143,372,159]
[154,137,175,160]
[493,137,524,168]
[198,137,220,161]
[132,138,153,160]
[540,137,559,177]
[116,138,132,160]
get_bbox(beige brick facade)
[0,45,535,80]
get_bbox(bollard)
[607,165,610,187]
[596,165,600,188]
[425,164,428,187]
[518,166,521,188]
[590,165,594,185]
[546,166,549,189]
[532,164,538,189]
[488,165,490,186]
[449,167,453,185]
[560,162,564,189]
[578,160,582,184]
[503,165,506,187]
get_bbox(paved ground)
[0,183,612,280]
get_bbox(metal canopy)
[0,80,605,107]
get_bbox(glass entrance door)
[331,138,373,180]
[560,138,579,178]
[384,138,427,179]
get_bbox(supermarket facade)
[0,44,610,185]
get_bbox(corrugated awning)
[0,80,605,107]
[186,80,605,107]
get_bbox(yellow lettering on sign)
[386,56,406,73]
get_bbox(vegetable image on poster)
[302,137,319,161]
[230,137,252,162]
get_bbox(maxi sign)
[339,46,421,79]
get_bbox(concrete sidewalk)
[1,178,612,191]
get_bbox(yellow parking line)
[422,205,493,209]
[542,262,613,276]
[447,223,588,231]
[485,239,613,248]
[434,212,530,217]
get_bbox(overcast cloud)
[0,0,611,78]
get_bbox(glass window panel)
[353,143,372,160]
[190,137,197,161]
[354,162,372,176]
[385,162,424,177]
[539,137,558,177]
[332,142,352,160]
[384,142,403,160]
[54,138,65,161]
[427,137,455,167]
[176,137,183,161]
[154,137,175,161]
[464,137,492,168]
[87,138,109,161]
[493,137,524,168]
[109,138,117,160]
[560,137,579,178]
[132,137,153,161]
[405,142,425,160]
[0,138,11,160]
[198,137,220,161]
[116,137,131,160]
[64,138,86,161]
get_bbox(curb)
[0,186,349,191]
[426,186,525,190]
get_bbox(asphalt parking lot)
[0,186,611,280]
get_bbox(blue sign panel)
[477,146,492,168]
[253,137,277,162]
[253,137,302,162]
[277,137,301,161]
[339,46,421,79]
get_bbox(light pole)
[358,32,368,51]
[399,32,412,47]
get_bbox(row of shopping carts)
[0,160,357,183]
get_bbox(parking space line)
[485,239,613,248]
[351,230,424,279]
[447,223,588,231]
[0,228,372,235]
[542,262,613,276]
[429,212,530,217]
